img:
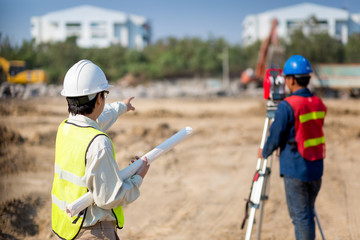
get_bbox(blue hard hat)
[283,55,312,75]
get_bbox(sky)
[1,0,360,46]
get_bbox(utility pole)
[222,47,230,91]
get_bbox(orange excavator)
[241,18,285,86]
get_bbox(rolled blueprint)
[65,126,194,217]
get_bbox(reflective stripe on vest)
[51,120,124,240]
[54,163,87,188]
[304,136,325,148]
[299,111,326,123]
[285,95,327,161]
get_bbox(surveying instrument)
[241,68,285,240]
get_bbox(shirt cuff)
[262,148,271,159]
[130,174,143,187]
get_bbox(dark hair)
[286,75,310,87]
[294,75,310,87]
[66,91,105,115]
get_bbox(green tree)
[237,40,261,71]
[82,46,128,81]
[286,30,312,60]
[18,39,38,68]
[309,33,344,63]
[36,36,81,84]
[0,35,17,59]
[286,30,344,64]
[345,33,360,62]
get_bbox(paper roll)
[65,126,193,217]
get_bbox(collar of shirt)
[67,114,102,131]
[290,88,313,97]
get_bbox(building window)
[142,23,151,44]
[66,22,81,38]
[91,22,107,39]
[51,21,59,28]
[311,20,328,34]
[113,23,124,44]
[287,20,302,35]
[335,21,346,36]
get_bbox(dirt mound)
[0,194,44,239]
[29,130,57,147]
[131,123,177,142]
[0,125,58,174]
[0,125,24,146]
[118,73,143,87]
[0,146,29,175]
[327,106,360,116]
[142,109,184,118]
[0,126,30,175]
[0,100,37,116]
[197,111,226,118]
[148,123,177,140]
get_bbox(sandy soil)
[0,96,359,240]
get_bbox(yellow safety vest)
[51,120,124,240]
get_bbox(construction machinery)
[241,18,285,86]
[312,63,360,98]
[0,57,47,84]
[0,57,47,98]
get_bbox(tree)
[309,33,344,63]
[0,35,18,60]
[35,36,81,84]
[3,31,358,85]
[345,33,360,63]
[286,30,312,60]
[286,30,344,64]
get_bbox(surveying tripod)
[241,100,277,240]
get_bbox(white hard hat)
[61,60,112,97]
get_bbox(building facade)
[31,5,151,49]
[241,3,360,46]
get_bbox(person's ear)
[96,93,102,105]
[290,77,296,86]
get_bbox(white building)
[241,2,360,46]
[30,5,151,49]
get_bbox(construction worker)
[51,59,150,240]
[258,55,326,240]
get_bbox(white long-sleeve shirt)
[66,102,143,227]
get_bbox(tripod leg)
[245,208,257,240]
[255,180,266,240]
[314,208,326,240]
[255,156,272,240]
[244,117,272,240]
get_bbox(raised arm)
[97,97,135,132]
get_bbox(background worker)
[51,59,150,240]
[258,55,326,240]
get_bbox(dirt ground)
[0,95,359,240]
